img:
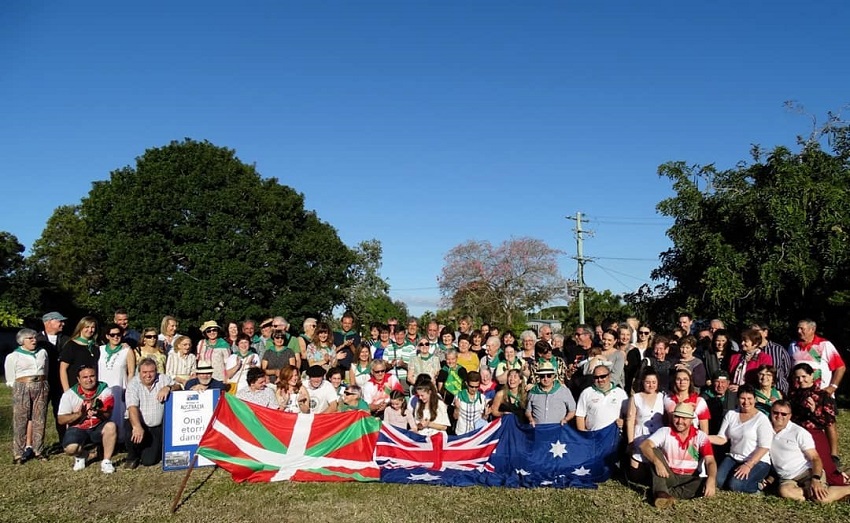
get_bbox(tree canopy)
[635,115,850,342]
[438,237,567,327]
[29,139,356,328]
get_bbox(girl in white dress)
[625,368,665,485]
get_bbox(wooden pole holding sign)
[170,453,199,513]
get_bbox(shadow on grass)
[171,465,220,513]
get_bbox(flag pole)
[170,453,199,513]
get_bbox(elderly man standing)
[124,358,181,469]
[36,311,70,444]
[640,403,717,508]
[57,364,117,473]
[526,362,576,427]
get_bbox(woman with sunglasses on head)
[98,323,135,440]
[136,327,166,374]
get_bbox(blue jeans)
[716,456,770,493]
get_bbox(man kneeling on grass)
[770,399,850,503]
[56,364,117,473]
[640,402,717,508]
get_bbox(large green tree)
[641,116,850,342]
[30,139,356,328]
[0,231,26,326]
[341,239,406,328]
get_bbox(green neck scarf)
[74,336,95,357]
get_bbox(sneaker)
[73,457,87,471]
[22,447,35,461]
[653,492,675,509]
[101,460,115,474]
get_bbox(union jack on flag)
[376,418,503,471]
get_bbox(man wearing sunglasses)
[526,362,576,427]
[575,363,628,432]
[769,399,850,502]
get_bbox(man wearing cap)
[640,402,717,508]
[526,361,577,427]
[575,362,628,431]
[185,362,227,392]
[769,399,850,502]
[57,364,118,473]
[255,318,274,360]
[36,311,70,443]
[124,358,181,469]
[304,365,338,414]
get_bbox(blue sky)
[2,1,847,316]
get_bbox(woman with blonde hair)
[158,315,180,354]
[136,327,166,374]
[165,335,196,386]
[58,316,100,392]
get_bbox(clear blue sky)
[2,1,846,316]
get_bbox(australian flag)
[378,415,619,488]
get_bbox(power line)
[593,256,658,262]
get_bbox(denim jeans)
[716,455,770,493]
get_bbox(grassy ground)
[1,387,849,523]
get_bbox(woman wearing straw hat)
[196,321,230,382]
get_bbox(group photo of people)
[4,309,849,506]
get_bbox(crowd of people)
[4,309,850,506]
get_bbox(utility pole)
[567,212,591,324]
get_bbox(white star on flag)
[515,468,530,476]
[408,472,442,481]
[572,466,591,476]
[549,440,567,458]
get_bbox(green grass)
[1,387,849,523]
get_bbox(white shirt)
[575,386,628,430]
[4,348,48,386]
[305,380,339,413]
[771,421,816,480]
[717,410,773,463]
